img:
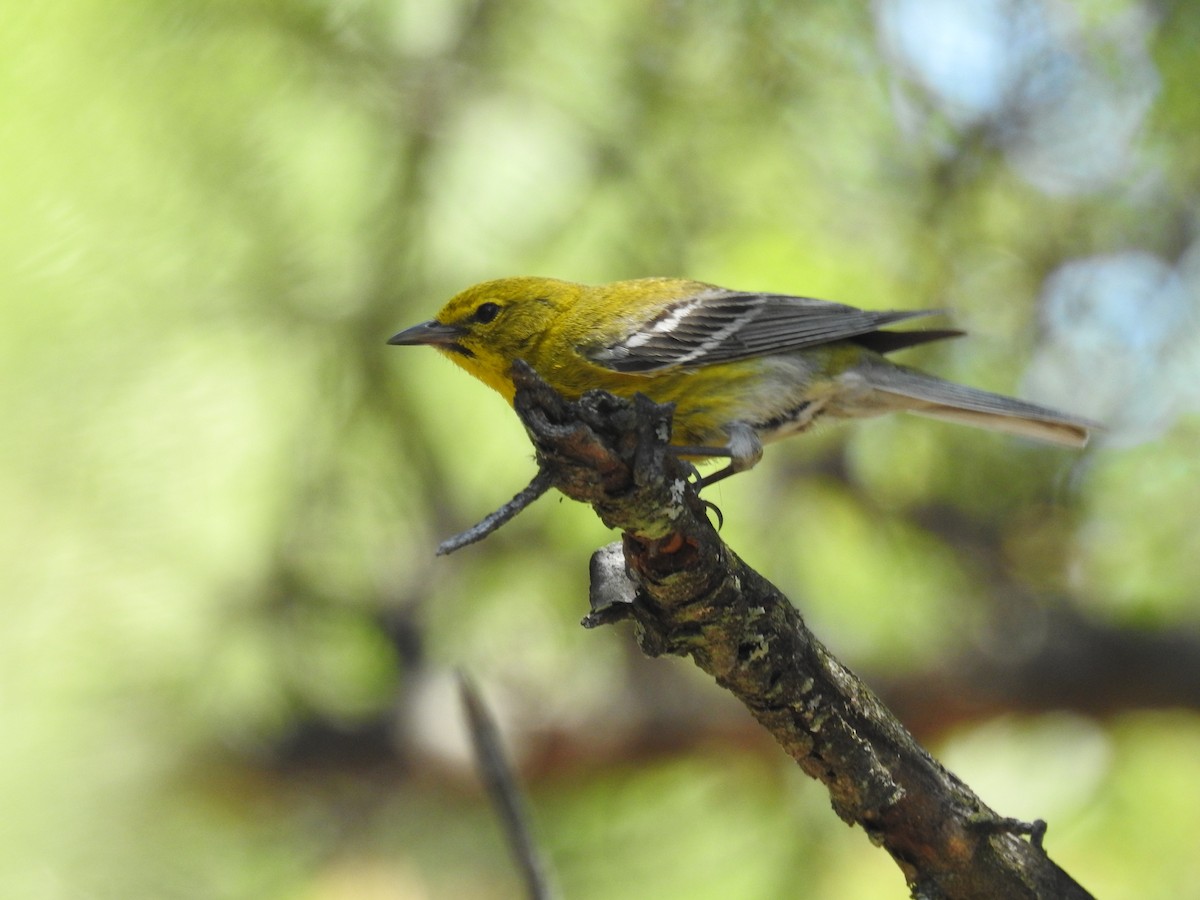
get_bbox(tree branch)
[506,360,1094,900]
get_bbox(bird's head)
[388,276,582,402]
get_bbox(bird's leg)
[670,423,762,490]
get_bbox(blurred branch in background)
[459,671,558,900]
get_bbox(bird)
[389,276,1096,485]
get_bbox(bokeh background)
[5,0,1200,897]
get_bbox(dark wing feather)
[587,289,947,373]
[852,328,964,354]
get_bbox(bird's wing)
[586,288,944,373]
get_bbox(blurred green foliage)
[4,0,1200,897]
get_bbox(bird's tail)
[864,364,1097,448]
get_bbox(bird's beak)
[387,320,467,346]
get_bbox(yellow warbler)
[389,277,1094,484]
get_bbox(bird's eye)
[473,302,501,324]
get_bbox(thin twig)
[437,468,554,555]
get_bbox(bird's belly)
[749,396,828,443]
[651,354,834,448]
